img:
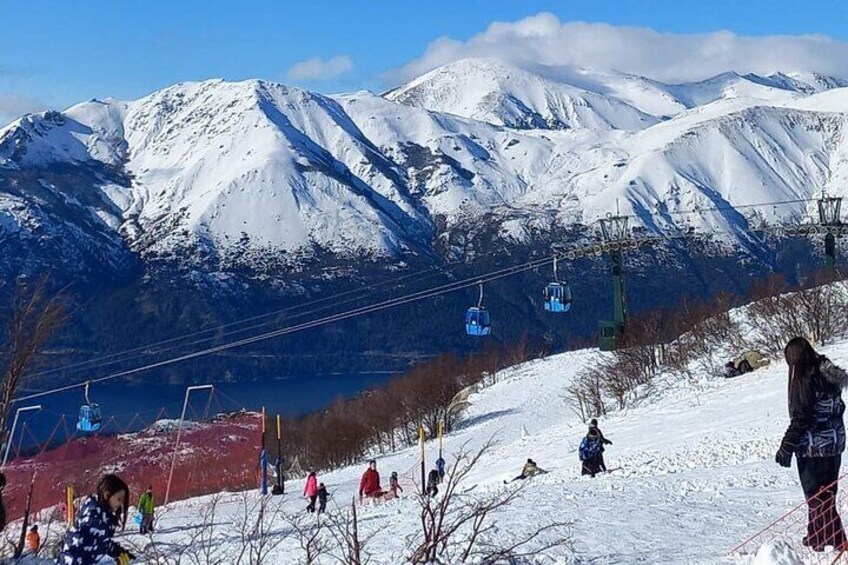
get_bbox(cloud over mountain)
[385,13,848,85]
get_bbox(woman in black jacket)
[776,337,848,551]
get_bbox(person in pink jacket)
[303,471,319,513]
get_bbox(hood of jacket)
[821,357,848,387]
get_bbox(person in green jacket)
[138,486,155,535]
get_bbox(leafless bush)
[745,272,848,357]
[129,500,220,565]
[0,277,68,451]
[408,438,572,564]
[276,338,543,476]
[287,510,330,565]
[324,498,373,565]
[231,493,289,565]
[566,366,606,421]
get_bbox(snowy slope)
[21,330,848,563]
[385,58,659,131]
[1,61,848,273]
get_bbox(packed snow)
[19,334,848,563]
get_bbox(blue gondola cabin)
[465,307,491,336]
[544,282,572,313]
[77,403,102,433]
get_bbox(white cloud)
[0,94,47,126]
[385,13,848,85]
[286,55,353,82]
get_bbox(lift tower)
[597,213,631,351]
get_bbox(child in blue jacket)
[57,474,135,565]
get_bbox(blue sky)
[1,0,848,123]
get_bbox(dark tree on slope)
[0,278,68,454]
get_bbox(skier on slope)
[359,460,384,504]
[579,428,604,478]
[589,419,613,472]
[776,337,848,551]
[56,474,135,565]
[304,471,319,513]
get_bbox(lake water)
[7,372,396,454]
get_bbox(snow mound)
[751,541,804,565]
[146,419,201,433]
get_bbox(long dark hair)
[96,474,129,529]
[785,337,821,409]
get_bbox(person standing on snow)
[580,428,604,478]
[359,460,383,503]
[776,337,848,551]
[426,468,440,496]
[589,419,613,472]
[317,483,329,514]
[304,471,319,513]
[56,474,135,565]
[137,486,155,535]
[27,524,40,553]
[389,471,403,498]
[435,456,446,484]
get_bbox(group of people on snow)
[302,471,329,513]
[34,334,848,563]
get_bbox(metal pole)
[3,405,41,467]
[164,385,213,506]
[419,426,425,496]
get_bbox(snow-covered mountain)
[1,58,848,279]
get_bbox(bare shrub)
[287,510,330,565]
[566,367,606,421]
[745,272,848,356]
[0,277,68,451]
[231,493,289,565]
[324,498,373,565]
[408,438,572,564]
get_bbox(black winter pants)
[797,455,847,549]
[307,495,317,513]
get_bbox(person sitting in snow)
[580,429,604,478]
[359,460,384,504]
[317,483,329,514]
[427,468,440,496]
[507,458,548,482]
[56,473,135,565]
[389,471,403,498]
[589,419,613,472]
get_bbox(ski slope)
[23,339,848,563]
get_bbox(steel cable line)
[27,258,469,382]
[15,255,557,404]
[29,196,808,383]
[15,195,822,404]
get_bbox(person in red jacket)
[359,460,383,503]
[303,471,319,513]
